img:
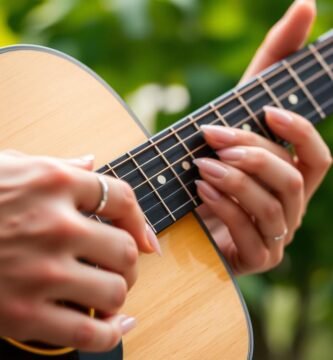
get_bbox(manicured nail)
[201,125,237,145]
[217,148,246,161]
[146,224,162,256]
[195,180,221,201]
[80,154,95,163]
[263,106,293,126]
[193,158,228,178]
[120,316,137,335]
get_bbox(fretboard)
[96,29,333,234]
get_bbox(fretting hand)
[196,0,332,274]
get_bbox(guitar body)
[0,46,252,359]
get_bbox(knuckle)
[317,151,332,172]
[119,180,136,207]
[109,276,127,309]
[74,321,95,349]
[51,213,83,240]
[37,260,70,285]
[6,300,33,324]
[254,249,269,269]
[124,234,139,266]
[270,250,284,268]
[106,325,122,351]
[248,150,267,170]
[37,158,73,188]
[287,172,304,193]
[242,130,257,144]
[231,172,248,194]
[298,121,314,142]
[262,200,283,222]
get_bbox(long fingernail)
[263,106,293,126]
[217,148,246,161]
[80,154,95,163]
[201,125,237,145]
[146,224,162,256]
[120,316,137,335]
[195,180,221,201]
[193,158,228,178]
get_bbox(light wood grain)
[0,47,251,359]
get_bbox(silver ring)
[273,228,288,242]
[95,175,109,214]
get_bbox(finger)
[70,171,154,254]
[241,0,316,82]
[64,154,95,171]
[196,180,283,274]
[30,305,135,352]
[193,158,287,241]
[50,262,128,314]
[264,106,332,200]
[217,146,304,240]
[201,124,292,164]
[74,217,138,289]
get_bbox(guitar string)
[100,36,333,175]
[150,96,333,228]
[140,79,333,219]
[112,61,333,224]
[94,70,332,228]
[102,43,333,186]
[127,54,333,192]
[137,72,333,208]
[115,61,333,199]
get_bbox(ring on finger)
[95,175,109,213]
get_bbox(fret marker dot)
[288,94,298,105]
[157,175,167,185]
[182,161,190,170]
[242,123,252,132]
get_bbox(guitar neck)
[96,29,333,234]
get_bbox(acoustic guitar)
[0,29,332,360]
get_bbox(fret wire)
[282,59,326,118]
[97,36,333,175]
[98,62,332,191]
[128,153,175,223]
[106,163,118,178]
[105,46,333,182]
[170,125,195,160]
[141,77,333,208]
[190,115,202,132]
[148,94,333,228]
[234,89,272,139]
[257,74,284,108]
[309,44,333,81]
[152,197,199,228]
[131,64,332,201]
[148,137,198,207]
[209,103,229,126]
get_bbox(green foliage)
[0,1,332,359]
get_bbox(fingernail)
[80,154,95,162]
[195,180,221,201]
[217,148,246,161]
[201,125,237,145]
[120,316,137,335]
[263,106,293,126]
[146,224,162,256]
[193,158,228,178]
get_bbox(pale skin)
[196,0,332,274]
[0,0,331,353]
